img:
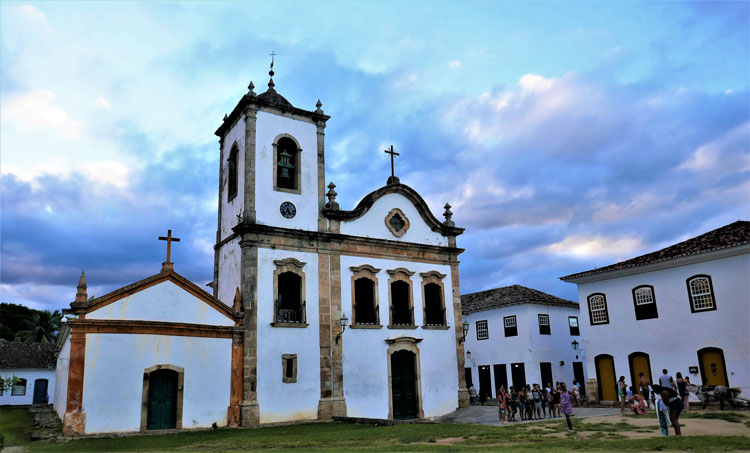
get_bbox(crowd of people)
[469,368,691,436]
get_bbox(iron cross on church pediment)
[385,145,400,185]
[158,229,180,271]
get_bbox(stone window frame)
[350,264,382,328]
[282,354,298,383]
[587,293,610,325]
[385,336,424,420]
[227,141,239,202]
[384,208,410,238]
[686,275,717,313]
[387,268,416,329]
[272,258,309,327]
[140,364,184,432]
[272,133,303,195]
[420,271,449,329]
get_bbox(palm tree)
[14,309,61,343]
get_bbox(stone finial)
[315,99,324,114]
[75,270,88,303]
[247,81,256,96]
[326,182,339,210]
[161,262,174,272]
[223,114,228,121]
[233,287,243,312]
[443,203,455,227]
[267,77,275,91]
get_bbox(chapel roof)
[0,341,57,370]
[560,220,750,282]
[461,285,579,315]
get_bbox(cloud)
[1,90,82,137]
[448,60,461,69]
[545,235,643,260]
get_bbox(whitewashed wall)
[81,333,231,434]
[220,115,246,241]
[217,237,241,306]
[254,111,318,231]
[256,248,321,423]
[464,304,585,395]
[86,281,233,326]
[340,193,447,246]
[0,368,56,406]
[339,255,458,419]
[54,335,71,419]
[576,252,750,396]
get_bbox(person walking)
[618,376,627,413]
[676,372,690,412]
[655,384,684,435]
[497,385,507,424]
[659,369,676,391]
[560,383,574,432]
[469,385,477,405]
[638,372,651,409]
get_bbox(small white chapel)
[54,64,470,435]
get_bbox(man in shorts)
[639,372,651,409]
[532,384,543,419]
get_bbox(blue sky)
[1,1,748,310]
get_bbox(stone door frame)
[385,336,424,420]
[141,364,185,431]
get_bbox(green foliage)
[1,375,21,394]
[680,411,748,424]
[0,407,34,448]
[0,303,61,343]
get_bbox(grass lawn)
[3,407,749,452]
[0,406,34,449]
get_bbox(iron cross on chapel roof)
[158,229,180,264]
[384,145,400,185]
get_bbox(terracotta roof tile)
[461,284,579,315]
[560,220,750,281]
[0,341,57,369]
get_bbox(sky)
[1,1,748,311]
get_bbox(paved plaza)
[434,405,621,425]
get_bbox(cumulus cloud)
[1,90,82,137]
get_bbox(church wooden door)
[698,348,728,387]
[391,350,418,420]
[147,370,178,430]
[595,355,617,401]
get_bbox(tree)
[13,309,62,343]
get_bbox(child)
[656,394,670,436]
[559,382,574,432]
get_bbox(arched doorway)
[147,369,178,430]
[628,352,652,397]
[698,347,729,387]
[391,350,418,419]
[32,379,48,404]
[595,354,617,401]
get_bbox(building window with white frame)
[687,275,717,312]
[538,314,550,335]
[632,285,658,320]
[504,315,518,337]
[587,293,609,325]
[476,320,489,340]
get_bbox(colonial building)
[0,341,57,406]
[561,220,750,402]
[462,285,586,400]
[212,68,468,425]
[54,66,469,435]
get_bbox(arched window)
[12,378,27,396]
[632,285,658,320]
[421,271,447,327]
[587,293,609,325]
[272,258,307,326]
[687,275,716,312]
[388,268,415,327]
[274,135,301,193]
[227,143,239,201]
[350,265,381,326]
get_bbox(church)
[54,66,469,435]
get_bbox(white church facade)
[561,221,750,402]
[54,69,469,435]
[462,285,586,400]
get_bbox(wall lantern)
[466,351,471,359]
[460,320,470,343]
[571,340,579,351]
[335,312,349,344]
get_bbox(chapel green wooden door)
[147,370,178,430]
[391,350,418,420]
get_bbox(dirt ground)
[571,412,750,439]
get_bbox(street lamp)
[571,340,579,351]
[460,320,470,343]
[335,312,349,344]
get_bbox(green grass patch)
[21,421,750,452]
[0,406,34,448]
[680,411,748,423]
